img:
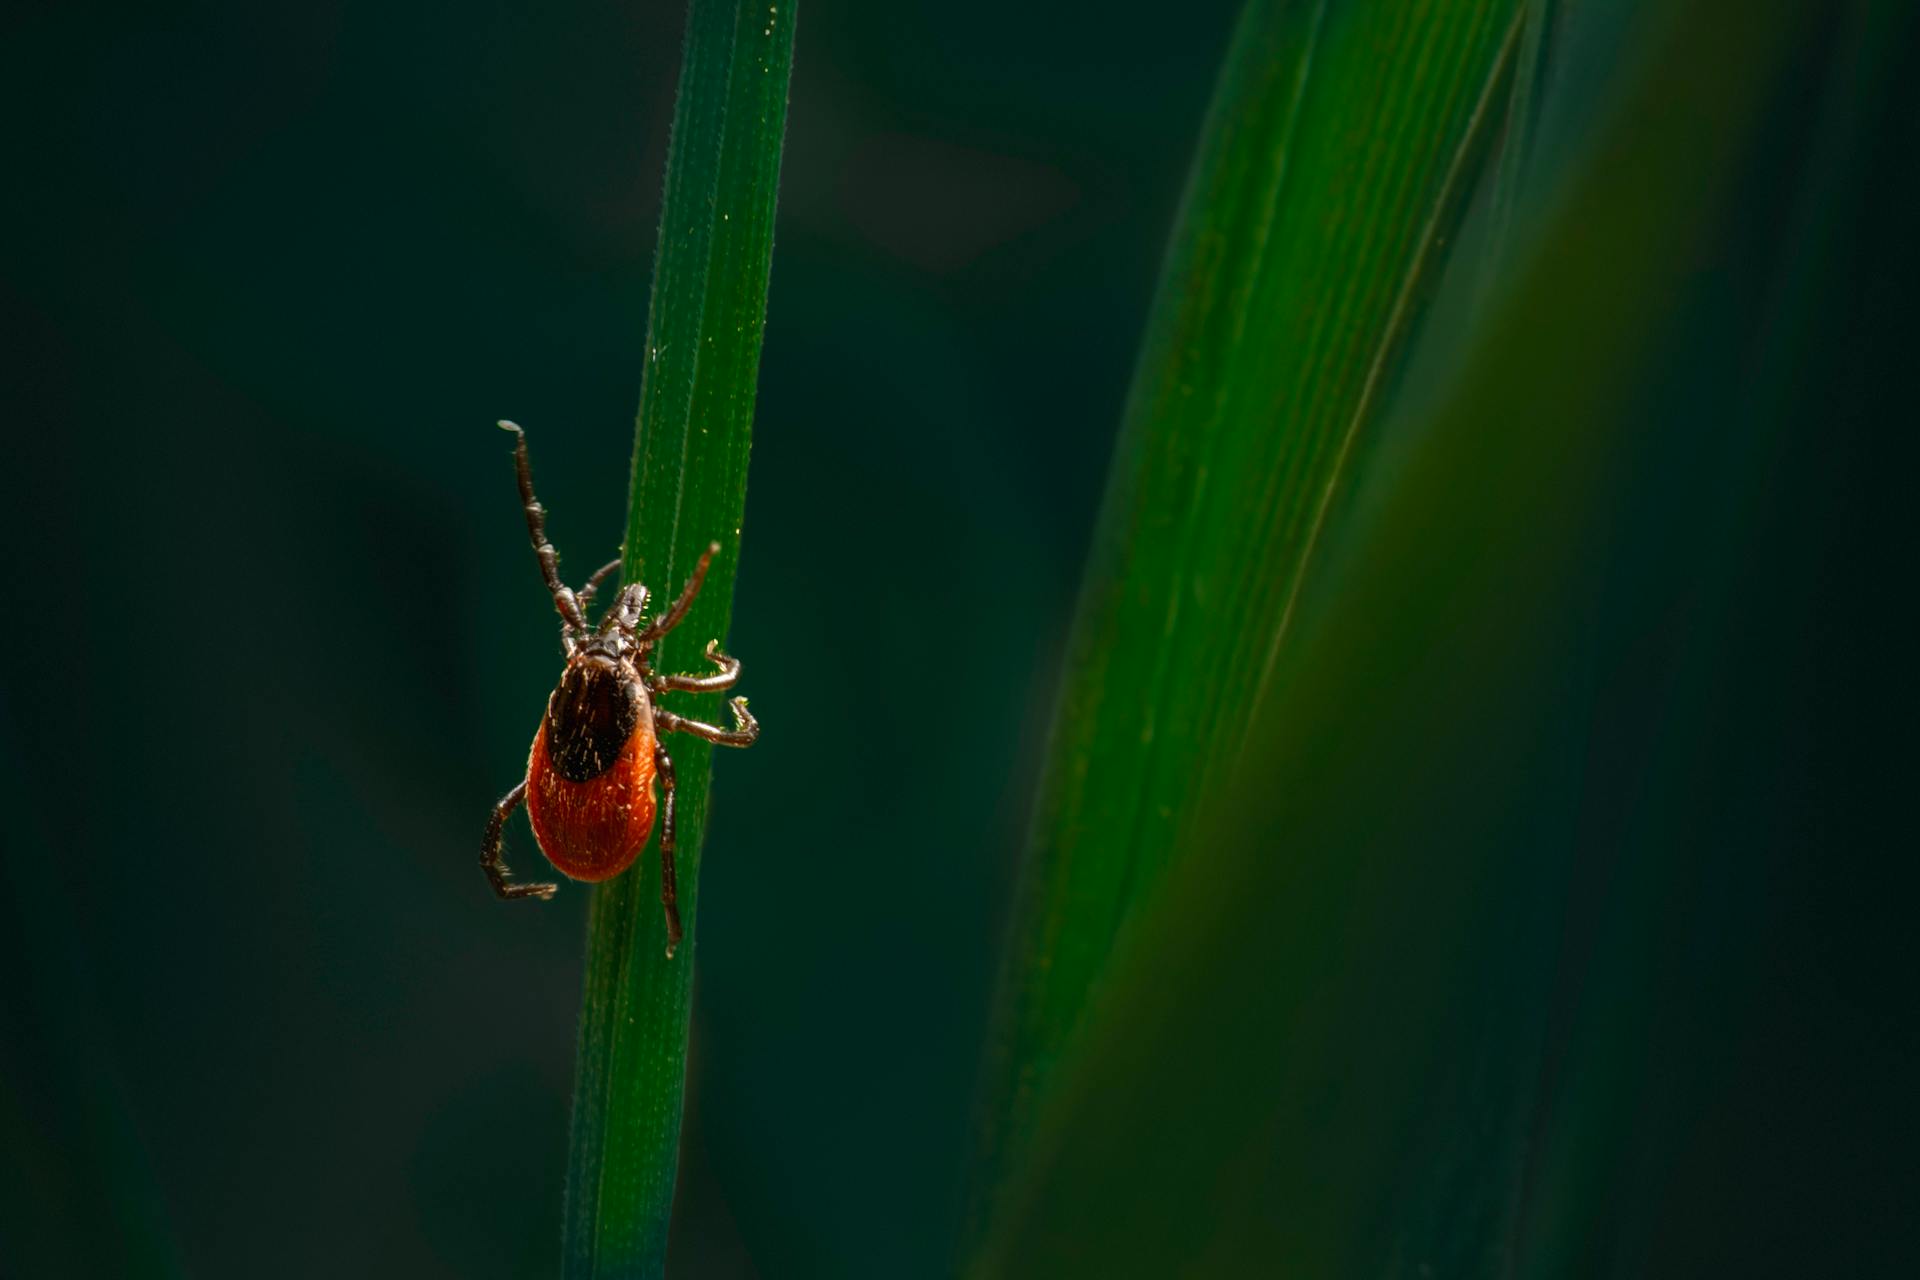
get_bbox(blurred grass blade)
[972,0,1812,1273]
[1481,0,1559,281]
[563,1,794,1275]
[973,0,1525,1234]
[1511,2,1909,1269]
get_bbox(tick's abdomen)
[525,717,658,881]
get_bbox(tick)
[481,421,758,956]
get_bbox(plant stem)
[562,2,795,1275]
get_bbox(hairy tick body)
[527,653,657,882]
[481,421,758,956]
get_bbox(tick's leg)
[655,743,683,957]
[497,421,588,637]
[481,780,558,901]
[640,541,719,642]
[654,640,740,693]
[574,558,622,617]
[657,697,759,748]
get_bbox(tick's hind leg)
[481,780,558,901]
[657,697,759,748]
[654,743,683,957]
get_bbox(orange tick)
[481,421,758,956]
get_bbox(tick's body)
[526,652,658,882]
[481,421,758,955]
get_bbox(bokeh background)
[5,2,1917,1277]
[3,1,1237,1275]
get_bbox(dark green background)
[5,2,1917,1277]
[2,1,1235,1275]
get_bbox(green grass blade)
[971,0,1812,1273]
[973,0,1525,1234]
[1480,0,1558,283]
[562,1,794,1275]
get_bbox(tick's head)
[570,580,654,661]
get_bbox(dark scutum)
[544,656,645,782]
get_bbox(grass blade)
[972,0,1526,1236]
[971,0,1814,1272]
[1480,0,1559,283]
[562,2,795,1274]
